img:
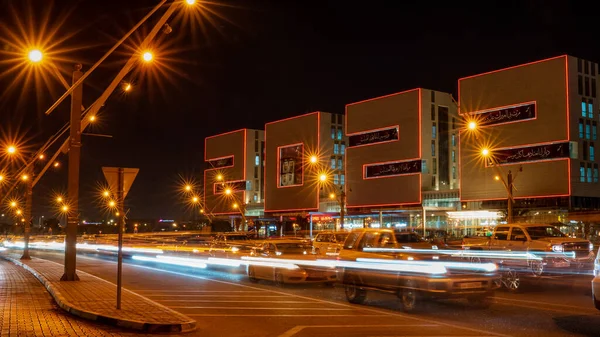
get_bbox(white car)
[593,246,600,309]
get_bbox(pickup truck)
[337,228,500,312]
[462,223,595,289]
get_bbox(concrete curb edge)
[0,255,197,333]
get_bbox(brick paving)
[0,259,151,336]
[0,253,196,334]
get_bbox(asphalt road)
[23,250,600,337]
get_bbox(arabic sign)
[491,142,570,166]
[365,159,421,179]
[349,127,399,147]
[472,102,536,127]
[207,156,234,169]
[214,180,247,194]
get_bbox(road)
[22,250,600,337]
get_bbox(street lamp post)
[329,189,346,231]
[21,173,33,260]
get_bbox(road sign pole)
[116,167,124,310]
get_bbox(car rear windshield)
[525,226,565,240]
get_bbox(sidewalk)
[0,253,196,334]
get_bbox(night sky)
[0,0,598,222]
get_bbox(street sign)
[102,167,139,199]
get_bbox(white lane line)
[143,294,289,297]
[135,290,263,293]
[169,306,353,310]
[492,296,593,310]
[186,314,385,317]
[368,336,497,337]
[156,300,315,303]
[278,325,438,337]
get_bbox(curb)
[0,255,197,333]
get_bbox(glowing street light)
[28,49,43,63]
[468,121,477,130]
[494,175,500,181]
[224,188,232,195]
[16,209,22,215]
[0,175,3,182]
[142,51,153,62]
[102,190,110,198]
[185,0,196,5]
[115,212,120,216]
[10,201,17,208]
[61,205,69,212]
[89,115,96,122]
[53,162,60,168]
[329,192,336,200]
[319,173,328,182]
[232,203,238,209]
[56,196,63,203]
[108,200,116,208]
[309,155,318,164]
[216,174,224,181]
[123,83,132,92]
[481,148,490,157]
[21,174,29,181]
[6,146,16,155]
[200,209,204,214]
[185,184,192,192]
[192,196,199,203]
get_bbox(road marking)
[134,290,263,293]
[156,300,315,303]
[278,325,438,337]
[168,306,353,310]
[186,314,385,317]
[492,296,593,310]
[127,263,514,337]
[143,294,289,297]
[491,301,593,315]
[368,336,498,337]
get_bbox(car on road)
[462,223,595,291]
[312,231,349,255]
[246,240,337,286]
[209,233,255,259]
[395,231,439,249]
[337,228,500,311]
[592,246,600,310]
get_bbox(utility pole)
[21,175,33,260]
[61,64,83,282]
[507,170,514,223]
[340,190,346,230]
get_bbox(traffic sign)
[102,167,139,199]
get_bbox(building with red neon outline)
[459,55,600,228]
[345,88,460,229]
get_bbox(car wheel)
[468,294,492,309]
[529,259,544,277]
[344,275,367,304]
[502,269,520,292]
[274,271,285,287]
[247,266,258,283]
[400,280,419,312]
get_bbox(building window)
[578,75,583,95]
[331,158,336,169]
[451,134,456,147]
[341,143,346,155]
[340,174,345,185]
[578,59,583,73]
[588,166,593,183]
[586,122,591,139]
[582,101,587,117]
[593,122,597,140]
[432,176,436,188]
[595,164,599,183]
[583,141,588,160]
[431,140,436,157]
[255,180,259,191]
[334,174,339,185]
[255,155,260,166]
[432,123,436,139]
[591,143,595,161]
[580,119,584,138]
[593,63,597,76]
[431,90,435,103]
[331,113,336,124]
[452,150,456,163]
[421,160,428,174]
[253,194,258,202]
[593,79,597,98]
[254,167,258,179]
[580,163,586,182]
[585,61,590,74]
[452,118,456,130]
[334,143,339,154]
[331,127,335,139]
[589,101,594,119]
[337,114,342,124]
[432,158,437,175]
[338,159,343,170]
[586,77,590,97]
[452,166,456,179]
[431,104,435,121]
[337,128,343,140]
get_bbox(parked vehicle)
[592,246,600,310]
[246,240,337,285]
[208,233,256,259]
[337,228,500,311]
[395,232,438,249]
[312,231,349,255]
[462,223,595,291]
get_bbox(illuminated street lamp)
[0,175,4,182]
[16,209,22,215]
[61,205,69,212]
[185,0,196,5]
[309,155,318,164]
[481,148,490,157]
[329,192,335,199]
[28,49,43,63]
[224,188,232,195]
[319,173,328,182]
[108,200,116,208]
[89,115,96,122]
[468,121,477,130]
[102,190,110,198]
[10,201,17,208]
[142,51,153,62]
[494,175,500,181]
[39,154,45,160]
[56,196,63,203]
[53,162,60,168]
[185,184,192,192]
[6,146,17,155]
[21,174,29,181]
[232,203,238,209]
[216,174,224,181]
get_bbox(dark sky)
[0,0,599,222]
